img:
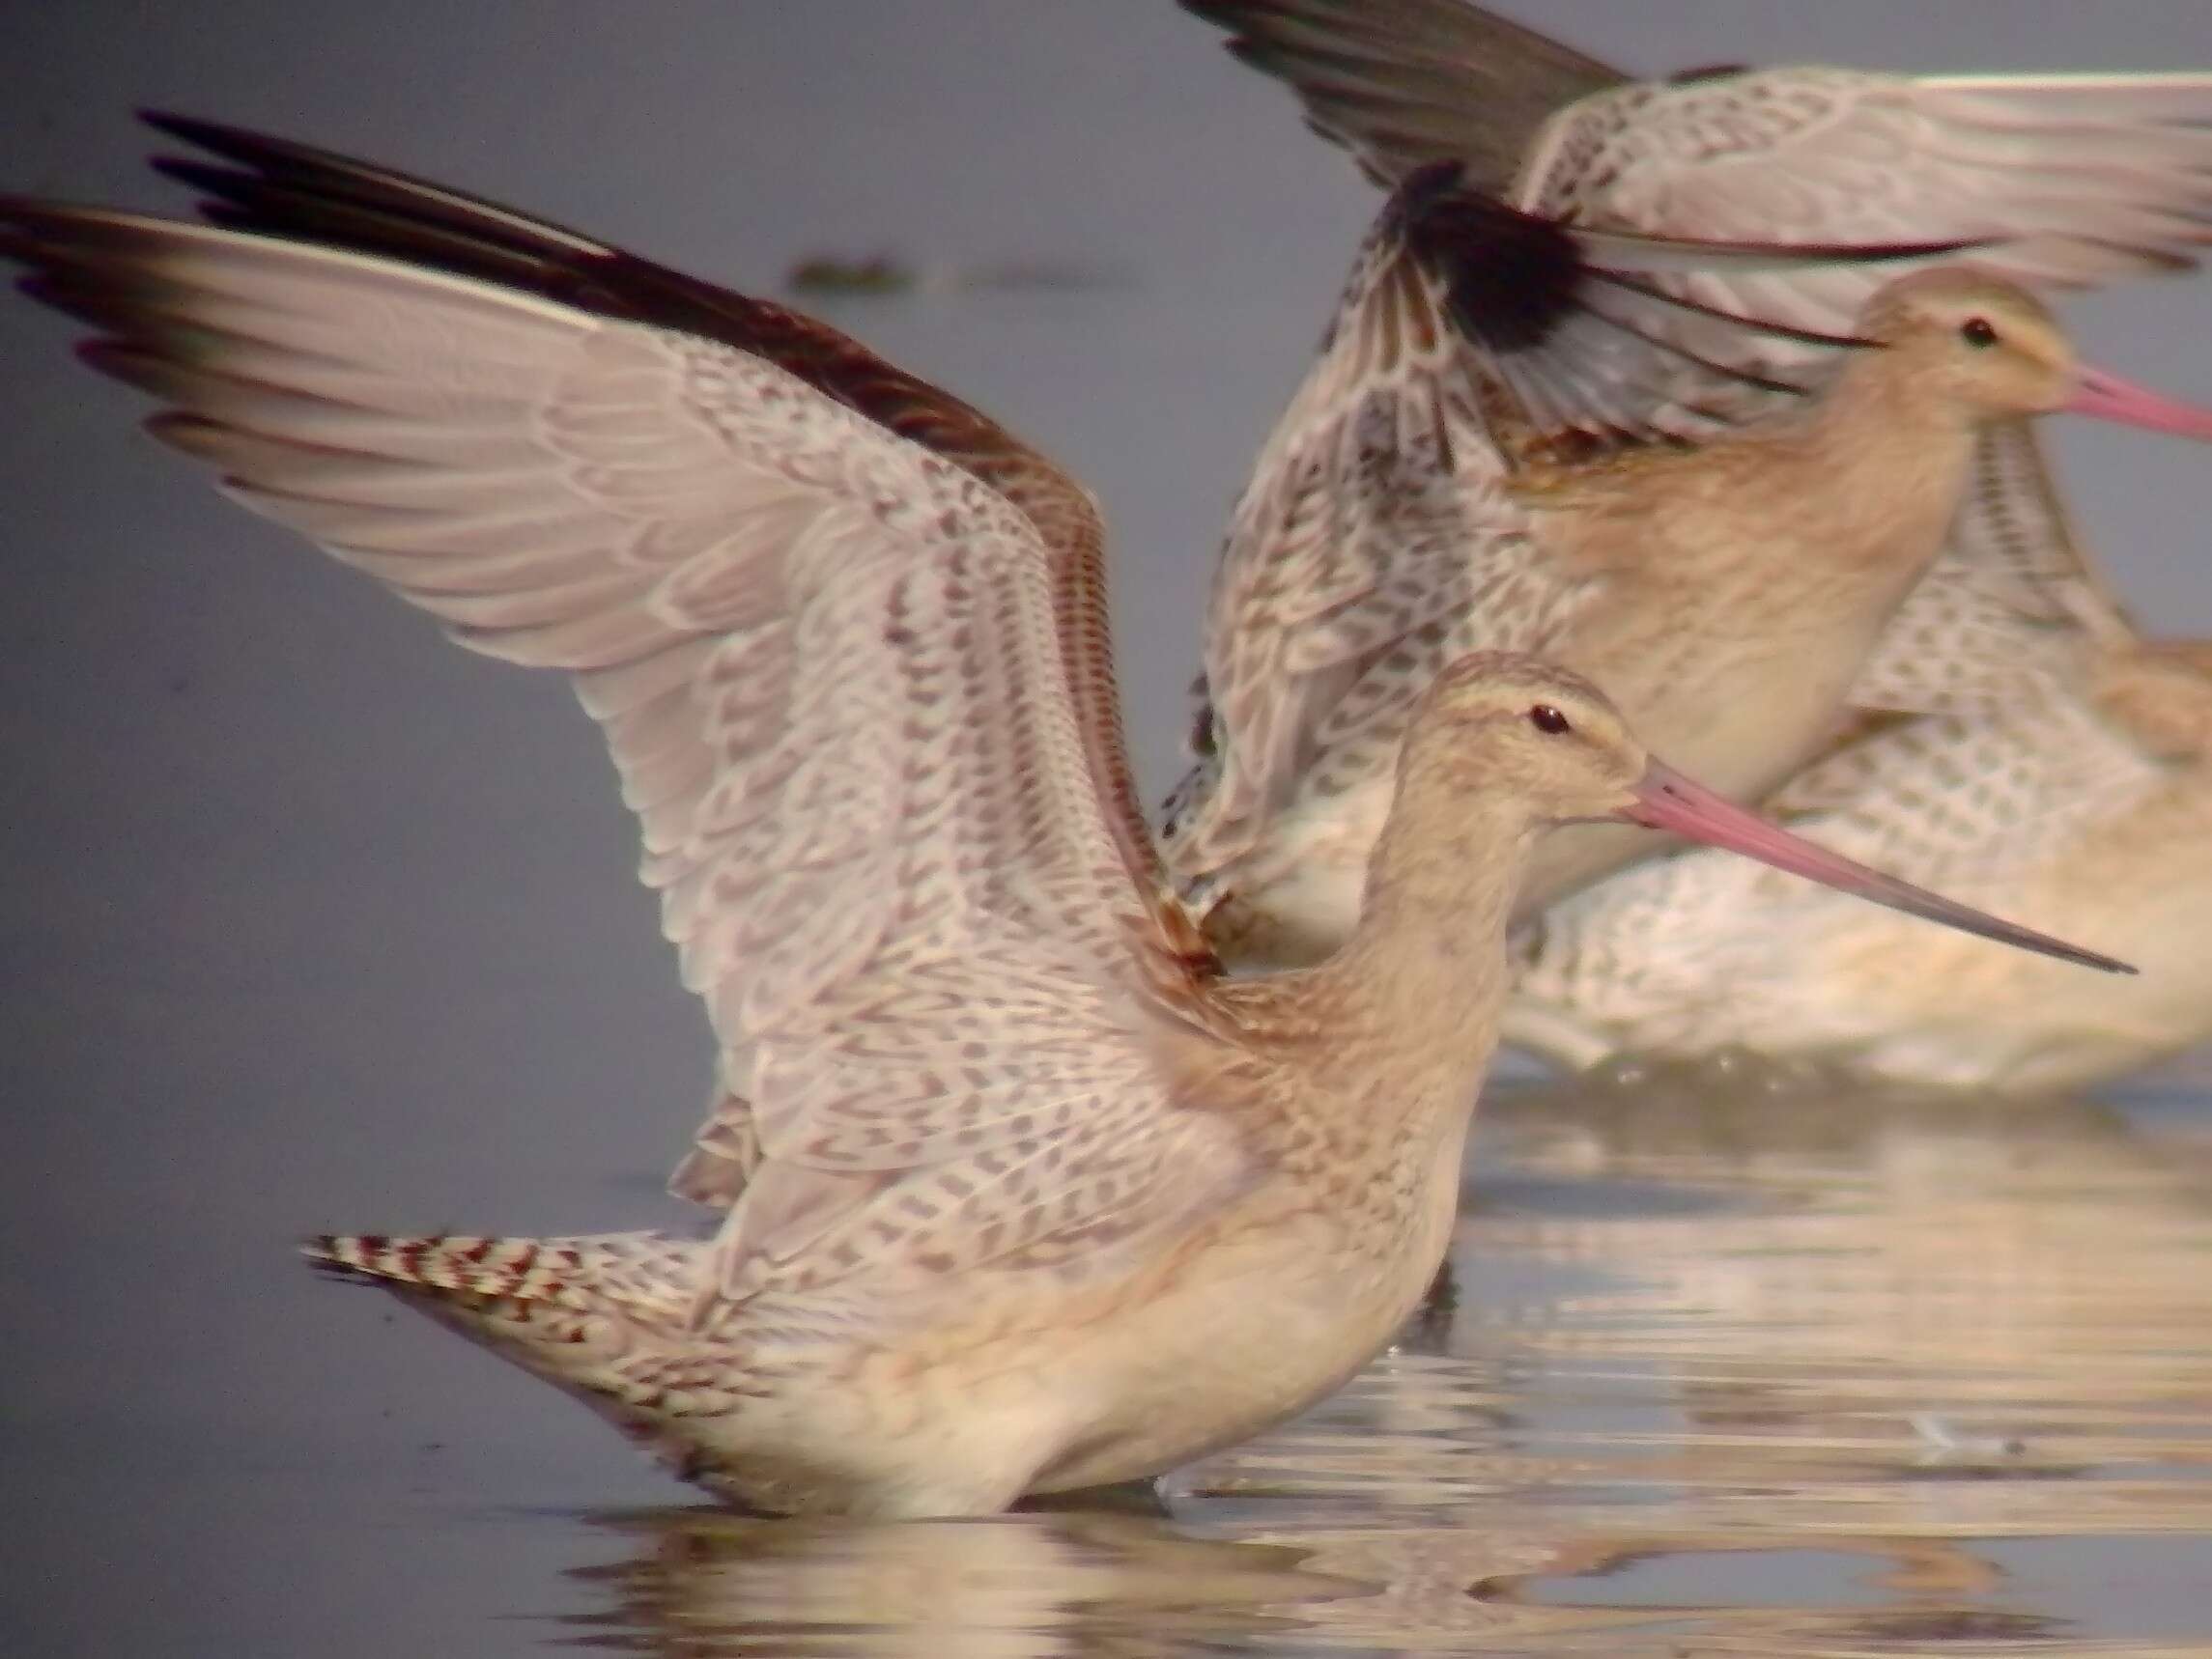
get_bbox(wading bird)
[1512,533,2212,1094]
[0,118,2131,1513]
[1168,0,2212,967]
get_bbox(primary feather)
[3,119,1248,1356]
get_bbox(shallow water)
[11,4,2212,1655]
[500,1082,2212,1657]
[34,1079,2212,1656]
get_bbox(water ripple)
[554,1083,2212,1656]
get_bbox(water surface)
[9,5,2212,1655]
[393,1080,2212,1656]
[43,1080,2212,1657]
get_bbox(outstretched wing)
[1527,69,2212,295]
[1182,2,2212,296]
[1189,5,2212,431]
[1522,66,2208,729]
[0,124,1250,1333]
[1511,67,2212,490]
[1177,0,1626,192]
[140,114,1168,912]
[1177,18,2211,852]
[1165,166,1911,884]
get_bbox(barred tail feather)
[302,1229,701,1323]
[302,1230,719,1392]
[302,1230,1006,1513]
[310,1231,585,1300]
[301,1228,759,1490]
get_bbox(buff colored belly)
[1032,1121,1469,1493]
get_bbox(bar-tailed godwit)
[1511,518,2212,1094]
[1168,1,2212,966]
[0,118,2129,1512]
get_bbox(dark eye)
[1528,704,1571,735]
[1960,317,1999,349]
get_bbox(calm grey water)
[7,5,2212,1655]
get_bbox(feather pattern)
[138,114,1167,911]
[1178,0,1626,191]
[1165,160,1933,891]
[0,130,1254,1347]
[1848,420,2137,715]
[1168,3,2212,929]
[1183,0,2212,291]
[1523,69,2212,290]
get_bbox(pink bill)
[2065,364,2212,441]
[1617,758,2133,973]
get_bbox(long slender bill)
[2066,365,2212,440]
[1617,759,2135,973]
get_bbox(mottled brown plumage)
[0,119,2127,1517]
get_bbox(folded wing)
[1850,420,2139,716]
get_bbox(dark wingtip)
[1665,62,1752,86]
[1391,164,1583,354]
[136,110,264,166]
[148,156,250,195]
[1220,36,1277,75]
[71,338,124,372]
[139,110,351,188]
[136,108,205,138]
[137,109,258,155]
[0,196,80,240]
[1176,0,1244,31]
[1397,157,1470,208]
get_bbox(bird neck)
[1304,769,1537,1085]
[1809,349,1982,480]
[1720,350,1984,580]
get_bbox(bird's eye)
[1960,317,1999,349]
[1528,704,1572,735]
